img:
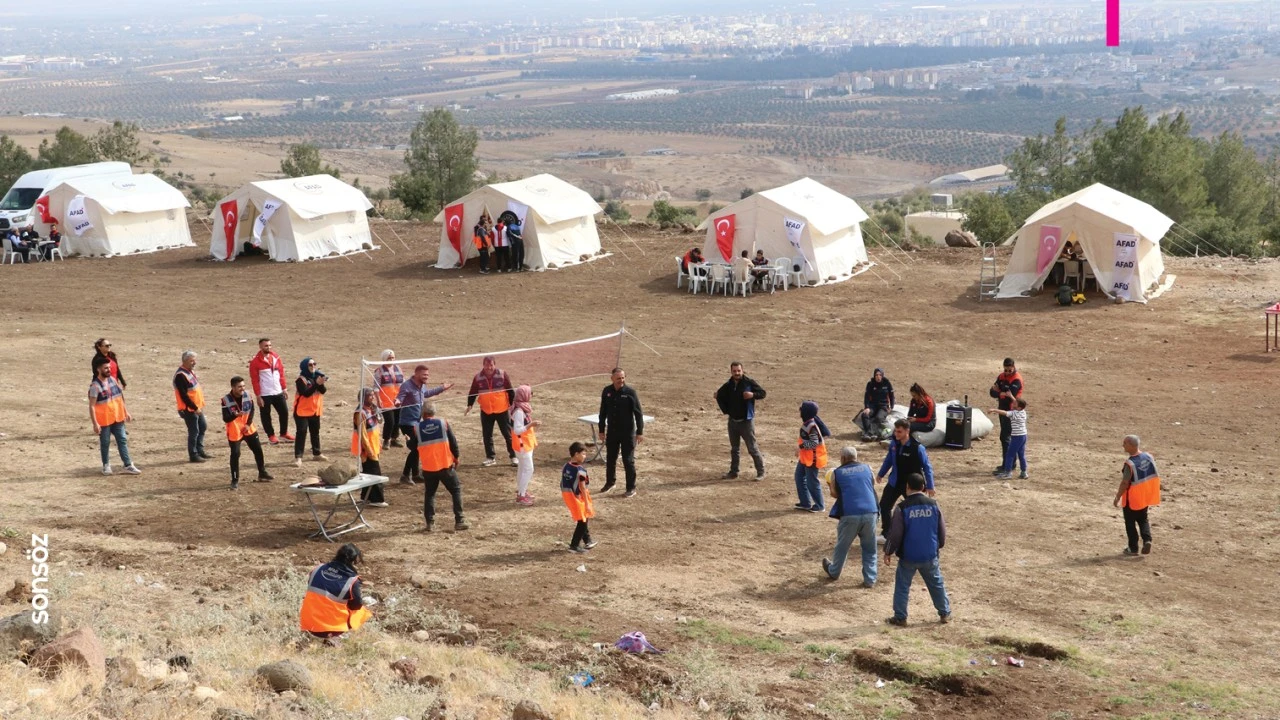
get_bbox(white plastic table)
[290,473,388,542]
[577,413,655,463]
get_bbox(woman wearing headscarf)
[353,388,387,507]
[299,543,371,646]
[91,338,126,389]
[857,368,895,440]
[293,356,328,467]
[794,401,831,512]
[373,349,405,450]
[510,385,541,506]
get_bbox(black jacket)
[599,384,644,438]
[716,376,766,420]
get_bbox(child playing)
[990,397,1028,479]
[561,442,597,553]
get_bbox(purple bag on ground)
[615,631,664,654]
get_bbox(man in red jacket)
[249,338,293,444]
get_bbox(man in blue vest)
[876,419,935,540]
[822,447,879,587]
[883,472,950,626]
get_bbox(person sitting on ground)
[682,247,706,276]
[907,383,936,434]
[751,249,771,287]
[856,368,895,440]
[299,543,372,645]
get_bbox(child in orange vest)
[561,442,597,553]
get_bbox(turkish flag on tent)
[1036,225,1061,274]
[219,199,239,260]
[444,203,465,256]
[713,213,735,262]
[34,195,53,224]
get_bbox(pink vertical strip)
[1107,0,1120,46]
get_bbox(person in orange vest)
[465,356,516,467]
[353,388,388,508]
[293,356,329,467]
[473,216,492,274]
[561,442,597,553]
[373,349,404,450]
[1114,434,1161,556]
[417,401,469,532]
[90,357,141,476]
[299,542,372,646]
[173,350,211,464]
[794,401,830,512]
[510,385,541,506]
[222,375,273,489]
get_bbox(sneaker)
[886,616,907,627]
[313,454,329,462]
[282,433,295,441]
[510,456,518,466]
[257,472,274,482]
[809,505,825,513]
[1141,541,1152,555]
[794,503,811,511]
[482,458,496,467]
[399,475,416,486]
[294,458,303,468]
[123,465,142,475]
[230,481,239,490]
[516,495,535,506]
[623,490,636,498]
[102,464,113,476]
[754,472,766,481]
[268,435,279,445]
[568,546,586,554]
[1122,548,1139,556]
[877,535,887,545]
[454,520,470,531]
[994,471,1013,479]
[381,439,390,450]
[479,269,490,274]
[992,467,1005,475]
[724,471,739,480]
[861,581,875,589]
[584,539,599,550]
[368,501,390,508]
[1018,471,1029,480]
[390,439,403,448]
[597,483,615,495]
[424,522,434,533]
[821,558,834,579]
[939,613,952,624]
[198,451,213,459]
[189,456,207,464]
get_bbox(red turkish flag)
[713,213,735,262]
[444,203,464,258]
[219,199,239,260]
[34,195,53,224]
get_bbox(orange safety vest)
[173,367,204,412]
[90,377,126,426]
[416,417,456,472]
[474,371,511,415]
[1123,451,1162,511]
[299,563,372,634]
[797,420,828,468]
[351,408,382,461]
[512,409,537,453]
[294,377,324,417]
[373,365,403,409]
[223,393,257,441]
[561,462,595,521]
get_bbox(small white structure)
[44,173,193,257]
[433,173,603,270]
[906,209,966,245]
[996,183,1174,302]
[210,175,374,262]
[697,177,870,286]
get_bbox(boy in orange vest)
[561,442,597,553]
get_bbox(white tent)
[996,183,1174,302]
[45,174,193,257]
[696,177,870,286]
[210,175,374,262]
[433,173,603,270]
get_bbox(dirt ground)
[1,223,1278,718]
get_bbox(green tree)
[694,188,712,201]
[1204,132,1266,229]
[740,187,755,199]
[280,143,340,178]
[92,120,151,165]
[0,135,34,192]
[1088,108,1208,221]
[603,199,630,222]
[391,108,479,217]
[1005,116,1086,197]
[960,192,1016,245]
[647,200,697,225]
[36,126,98,168]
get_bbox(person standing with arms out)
[91,338,126,389]
[822,447,880,586]
[395,364,453,485]
[561,442,598,553]
[989,357,1023,474]
[222,375,272,489]
[598,367,644,497]
[90,357,141,476]
[507,215,526,272]
[292,357,329,467]
[373,350,404,450]
[857,368,895,440]
[473,215,492,274]
[716,361,767,481]
[353,388,387,508]
[510,385,541,506]
[465,356,517,467]
[250,338,292,445]
[417,402,469,532]
[876,419,936,540]
[794,401,830,512]
[1114,434,1161,556]
[299,543,372,646]
[883,473,951,626]
[173,350,211,464]
[991,397,1029,480]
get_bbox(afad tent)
[45,174,193,257]
[995,183,1174,303]
[696,177,870,285]
[210,175,374,262]
[434,173,603,270]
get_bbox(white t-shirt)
[1008,409,1027,436]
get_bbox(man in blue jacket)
[822,447,879,587]
[883,472,950,626]
[876,419,935,539]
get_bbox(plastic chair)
[675,256,687,289]
[1062,260,1082,291]
[686,264,707,294]
[730,263,753,297]
[44,244,63,261]
[1082,260,1096,291]
[790,257,808,288]
[707,264,730,295]
[3,237,26,264]
[770,258,790,292]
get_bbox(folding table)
[576,413,655,463]
[290,473,388,542]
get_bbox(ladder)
[979,242,999,300]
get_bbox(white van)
[0,161,132,232]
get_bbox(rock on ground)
[213,708,256,720]
[390,657,418,683]
[0,610,61,659]
[256,659,313,695]
[30,626,106,682]
[512,699,553,720]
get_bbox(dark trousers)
[510,238,525,270]
[293,414,321,458]
[478,247,490,272]
[360,459,385,503]
[229,433,266,484]
[604,432,637,492]
[481,411,515,460]
[879,481,904,537]
[998,414,1012,460]
[381,408,400,441]
[570,520,593,549]
[494,246,511,272]
[1123,505,1152,552]
[422,468,464,524]
[909,419,935,434]
[401,426,420,480]
[259,394,289,437]
[727,418,764,475]
[180,410,207,459]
